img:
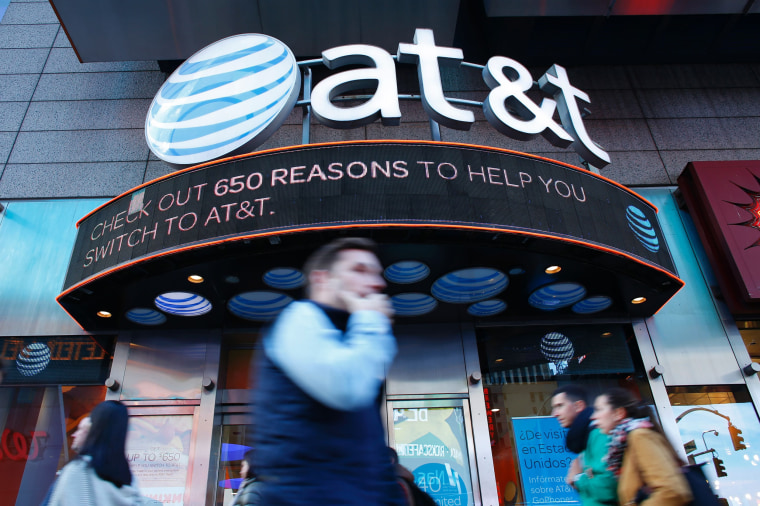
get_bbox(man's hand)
[340,291,394,318]
[566,456,583,487]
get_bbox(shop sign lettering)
[0,429,48,461]
[146,29,610,168]
[63,142,677,291]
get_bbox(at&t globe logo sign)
[146,29,611,169]
[146,34,301,166]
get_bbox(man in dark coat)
[551,384,593,453]
[252,237,405,506]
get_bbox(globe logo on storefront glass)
[146,34,301,166]
[16,343,51,377]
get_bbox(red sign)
[0,429,48,461]
[678,161,760,313]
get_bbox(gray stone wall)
[2,0,760,199]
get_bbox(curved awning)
[58,141,682,330]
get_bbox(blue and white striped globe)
[391,293,438,316]
[263,268,306,290]
[384,261,430,284]
[146,34,301,166]
[540,332,574,362]
[228,291,292,321]
[529,282,587,311]
[572,296,613,314]
[431,268,508,303]
[126,308,167,325]
[626,205,660,253]
[16,343,51,377]
[155,292,212,316]
[468,299,506,317]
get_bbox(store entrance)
[386,398,480,506]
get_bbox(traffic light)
[713,457,727,477]
[728,424,746,451]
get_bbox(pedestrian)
[71,416,92,453]
[593,388,692,506]
[45,400,143,506]
[551,385,594,453]
[388,447,436,506]
[552,385,618,505]
[252,237,405,505]
[233,449,261,506]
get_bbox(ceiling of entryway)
[49,0,760,65]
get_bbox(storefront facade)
[1,1,760,505]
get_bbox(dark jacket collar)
[566,406,594,454]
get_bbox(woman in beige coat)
[592,388,692,506]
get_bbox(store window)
[216,423,254,506]
[1,335,113,506]
[668,386,760,505]
[736,321,760,367]
[390,400,477,506]
[126,409,195,505]
[215,336,259,506]
[478,324,651,506]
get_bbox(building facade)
[1,1,760,505]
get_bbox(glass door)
[387,398,480,506]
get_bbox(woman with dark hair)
[47,400,143,505]
[593,388,692,506]
[233,449,262,506]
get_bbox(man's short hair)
[302,237,379,277]
[552,384,588,404]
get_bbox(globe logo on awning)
[146,34,301,166]
[626,205,660,253]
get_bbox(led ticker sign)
[63,141,674,291]
[146,29,610,168]
[0,336,113,385]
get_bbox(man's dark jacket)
[252,302,404,506]
[565,406,594,454]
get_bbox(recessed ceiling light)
[601,332,613,337]
[495,358,504,362]
[545,265,562,274]
[188,274,204,284]
[631,296,647,304]
[96,310,112,318]
[491,408,500,412]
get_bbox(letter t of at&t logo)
[146,29,610,169]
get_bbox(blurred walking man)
[252,237,405,506]
[552,385,617,505]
